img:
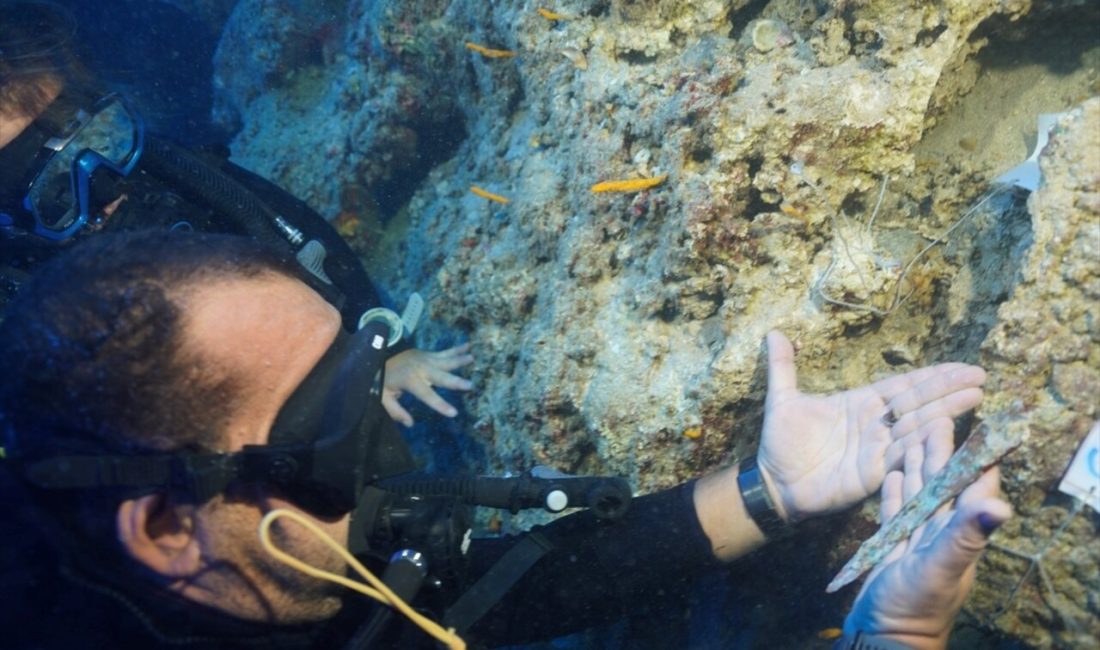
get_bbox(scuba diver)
[0,227,1012,650]
[0,2,473,428]
[0,4,1012,650]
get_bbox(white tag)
[993,112,1069,191]
[1058,421,1100,512]
[372,334,384,350]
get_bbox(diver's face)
[177,272,351,622]
[0,108,35,150]
[0,75,60,149]
[0,77,126,231]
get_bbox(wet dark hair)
[0,229,304,563]
[0,1,90,117]
[0,229,302,462]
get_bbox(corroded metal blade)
[827,416,1027,593]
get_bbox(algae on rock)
[963,100,1100,648]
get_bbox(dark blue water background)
[54,0,226,145]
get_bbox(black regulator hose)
[344,550,428,650]
[139,135,296,247]
[377,471,633,521]
[135,136,393,332]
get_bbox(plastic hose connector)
[358,308,404,347]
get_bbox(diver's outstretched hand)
[843,430,1011,650]
[756,330,986,521]
[383,343,474,426]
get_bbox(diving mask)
[0,91,144,241]
[7,318,416,517]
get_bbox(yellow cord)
[258,508,466,650]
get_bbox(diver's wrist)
[736,455,789,539]
[751,456,792,522]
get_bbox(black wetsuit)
[1,469,719,649]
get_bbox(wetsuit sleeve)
[463,480,722,645]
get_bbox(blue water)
[55,0,226,144]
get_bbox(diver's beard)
[245,513,348,623]
[195,495,348,624]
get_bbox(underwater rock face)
[966,99,1100,648]
[213,0,464,222]
[212,0,1099,645]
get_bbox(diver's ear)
[116,493,202,579]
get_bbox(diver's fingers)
[896,444,931,548]
[880,470,908,564]
[429,368,474,391]
[765,330,798,395]
[872,363,985,406]
[382,393,414,427]
[925,495,1011,581]
[957,467,1003,507]
[429,346,475,371]
[884,417,949,471]
[923,424,954,482]
[434,353,475,373]
[903,444,925,504]
[433,342,472,358]
[880,470,904,524]
[409,383,459,418]
[912,434,961,546]
[888,388,984,442]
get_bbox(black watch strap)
[736,455,786,539]
[834,632,918,649]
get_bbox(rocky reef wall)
[211,0,1099,646]
[966,99,1099,649]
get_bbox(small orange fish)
[537,8,569,20]
[465,42,517,59]
[470,185,511,204]
[591,174,667,194]
[816,627,843,640]
[780,203,806,218]
[683,426,703,440]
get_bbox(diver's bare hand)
[843,431,1011,650]
[756,330,986,521]
[382,343,474,426]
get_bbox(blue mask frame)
[0,92,145,241]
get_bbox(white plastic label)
[993,112,1069,191]
[1058,421,1099,512]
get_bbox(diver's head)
[0,1,81,125]
[0,89,144,241]
[0,230,412,622]
[0,2,133,243]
